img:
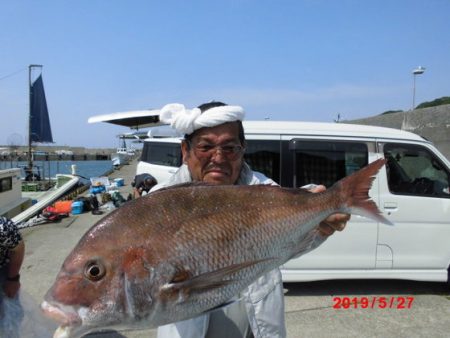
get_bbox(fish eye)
[84,260,106,281]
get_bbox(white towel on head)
[159,103,245,135]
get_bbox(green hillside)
[416,96,450,109]
[380,96,450,115]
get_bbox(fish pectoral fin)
[161,258,272,301]
[284,228,321,259]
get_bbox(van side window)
[141,142,182,167]
[384,143,450,198]
[244,140,281,183]
[289,140,368,188]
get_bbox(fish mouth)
[41,300,82,335]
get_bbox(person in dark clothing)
[0,217,24,299]
[1,217,25,336]
[132,173,157,198]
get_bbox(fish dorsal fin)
[169,181,215,189]
[160,258,273,303]
[155,181,216,193]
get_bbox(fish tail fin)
[334,158,393,225]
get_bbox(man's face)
[182,122,244,185]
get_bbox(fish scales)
[167,187,306,269]
[149,186,314,320]
[102,188,320,314]
[42,159,389,338]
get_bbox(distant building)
[54,150,74,156]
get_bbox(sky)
[1,0,449,148]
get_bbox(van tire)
[447,266,450,288]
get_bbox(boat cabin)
[0,168,32,219]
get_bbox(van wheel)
[447,266,450,289]
[446,266,450,291]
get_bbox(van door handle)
[384,202,397,209]
[168,169,177,173]
[383,202,398,215]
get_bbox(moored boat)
[0,65,81,224]
[12,173,79,224]
[111,136,136,167]
[0,168,32,219]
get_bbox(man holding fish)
[43,101,392,338]
[153,101,351,338]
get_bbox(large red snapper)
[41,159,390,338]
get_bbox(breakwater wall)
[0,153,111,162]
[347,104,450,161]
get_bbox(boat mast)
[28,64,43,173]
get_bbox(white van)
[136,121,450,284]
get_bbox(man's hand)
[4,240,24,298]
[308,185,351,237]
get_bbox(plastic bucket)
[114,178,124,187]
[71,201,84,215]
[90,185,106,194]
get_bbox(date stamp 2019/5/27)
[333,296,415,309]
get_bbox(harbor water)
[0,160,113,182]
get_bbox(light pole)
[27,64,43,176]
[412,66,425,110]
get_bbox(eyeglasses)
[188,141,245,160]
